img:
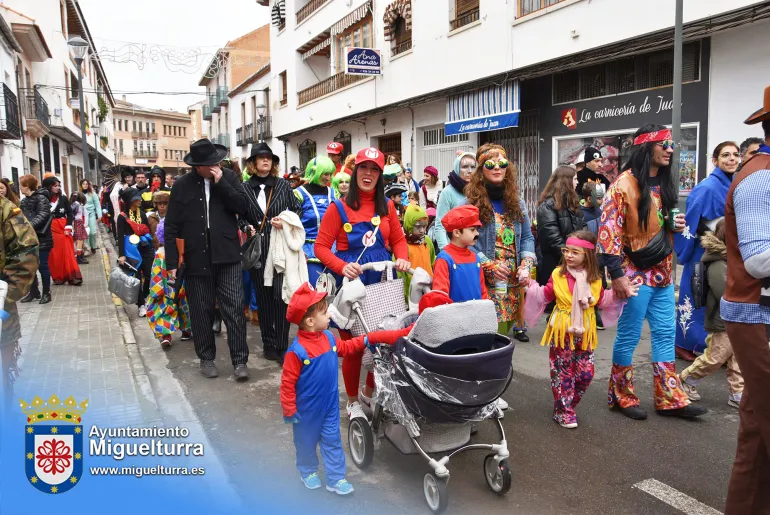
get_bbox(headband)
[479,148,508,165]
[632,129,672,146]
[565,237,595,250]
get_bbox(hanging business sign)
[344,47,381,76]
[70,98,80,110]
[444,80,521,136]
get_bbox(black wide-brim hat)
[246,142,280,164]
[120,187,143,207]
[184,139,229,166]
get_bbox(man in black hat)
[576,146,610,195]
[141,166,169,213]
[165,139,251,381]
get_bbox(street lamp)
[256,103,266,143]
[68,36,92,184]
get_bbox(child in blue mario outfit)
[432,205,489,302]
[280,282,411,495]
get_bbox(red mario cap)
[418,290,453,314]
[287,282,328,325]
[355,147,385,171]
[327,142,343,155]
[441,205,482,234]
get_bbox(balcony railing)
[450,8,480,30]
[150,131,158,139]
[0,84,20,140]
[256,116,272,140]
[393,38,412,56]
[298,72,367,106]
[202,104,212,120]
[25,89,51,130]
[131,131,140,138]
[216,134,230,148]
[134,149,159,158]
[518,0,568,17]
[245,122,254,144]
[236,127,244,147]
[210,94,220,113]
[296,0,326,24]
[217,86,229,106]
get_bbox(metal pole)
[259,115,264,143]
[75,62,92,186]
[94,131,99,181]
[671,0,683,192]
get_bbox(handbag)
[242,186,273,270]
[623,229,673,270]
[348,264,407,337]
[108,266,141,305]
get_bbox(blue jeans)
[612,284,675,366]
[32,248,51,294]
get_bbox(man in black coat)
[576,146,610,195]
[165,139,251,381]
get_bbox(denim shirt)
[471,198,537,266]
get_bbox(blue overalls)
[333,200,394,286]
[287,330,346,485]
[435,250,483,302]
[298,186,336,287]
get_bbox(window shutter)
[456,0,479,16]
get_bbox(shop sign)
[445,112,520,136]
[345,48,381,76]
[561,94,675,129]
[135,158,148,165]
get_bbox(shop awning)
[445,79,520,136]
[332,0,372,36]
[298,30,332,60]
[383,0,412,42]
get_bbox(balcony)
[217,86,229,106]
[0,84,20,140]
[210,94,220,114]
[236,127,243,147]
[202,104,212,120]
[256,116,272,140]
[450,7,480,30]
[150,131,158,139]
[216,134,230,148]
[245,122,254,144]
[393,38,412,57]
[298,72,367,106]
[296,0,326,24]
[24,89,51,137]
[131,130,140,139]
[518,0,569,17]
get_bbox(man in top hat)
[721,86,770,514]
[576,146,609,196]
[326,142,344,176]
[164,138,251,381]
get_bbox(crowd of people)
[1,86,768,510]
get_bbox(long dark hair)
[622,123,678,230]
[0,178,20,206]
[346,163,388,217]
[538,166,580,211]
[80,179,93,194]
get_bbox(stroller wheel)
[423,472,449,513]
[348,417,374,469]
[483,454,512,496]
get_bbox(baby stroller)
[331,262,515,513]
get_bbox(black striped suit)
[241,174,301,353]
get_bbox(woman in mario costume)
[314,147,410,421]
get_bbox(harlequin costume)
[597,128,698,417]
[524,237,625,427]
[433,205,487,302]
[280,283,410,491]
[295,156,337,287]
[314,147,408,402]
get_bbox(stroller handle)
[359,260,415,275]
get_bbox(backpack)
[690,261,711,309]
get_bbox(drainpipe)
[408,107,415,172]
[283,138,288,174]
[15,59,28,175]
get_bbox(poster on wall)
[344,47,381,75]
[557,127,698,192]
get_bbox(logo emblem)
[562,108,577,129]
[21,395,88,494]
[365,148,379,159]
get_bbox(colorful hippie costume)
[524,236,625,427]
[145,218,192,346]
[43,176,83,286]
[280,283,410,493]
[598,127,702,418]
[673,165,732,356]
[295,156,337,287]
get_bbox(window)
[279,71,288,106]
[183,127,186,137]
[133,120,137,132]
[151,122,155,133]
[251,96,257,123]
[298,139,316,170]
[117,119,121,131]
[133,140,137,154]
[163,125,167,135]
[119,139,123,155]
[60,0,67,38]
[518,0,568,17]
[152,142,156,154]
[552,41,701,104]
[52,139,61,174]
[42,136,51,173]
[379,134,402,163]
[69,72,78,106]
[451,0,480,30]
[336,19,373,71]
[392,17,412,56]
[164,149,168,159]
[333,131,352,161]
[173,126,177,136]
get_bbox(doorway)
[378,133,402,164]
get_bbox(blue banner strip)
[444,111,520,136]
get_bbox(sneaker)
[326,479,354,496]
[346,401,367,420]
[358,392,373,416]
[138,305,147,318]
[301,473,322,490]
[180,331,192,341]
[680,374,701,401]
[728,392,742,408]
[496,398,509,410]
[200,360,219,378]
[233,364,249,382]
[160,338,171,348]
[559,421,578,429]
[513,331,530,342]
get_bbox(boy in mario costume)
[280,282,411,495]
[432,205,488,302]
[327,142,344,175]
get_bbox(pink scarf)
[567,267,594,336]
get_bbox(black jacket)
[21,188,53,251]
[536,197,585,285]
[51,195,73,225]
[117,209,152,258]
[164,168,249,275]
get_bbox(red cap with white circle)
[354,147,385,171]
[327,142,343,155]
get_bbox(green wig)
[332,171,351,198]
[303,156,336,185]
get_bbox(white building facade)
[0,13,23,182]
[4,0,116,195]
[262,0,769,215]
